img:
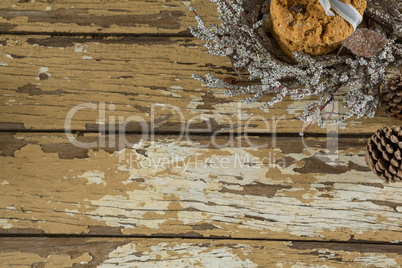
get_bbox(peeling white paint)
[78,171,106,185]
[0,62,8,66]
[37,67,52,80]
[74,43,88,53]
[122,175,144,185]
[82,56,93,60]
[276,261,309,267]
[90,192,170,229]
[182,1,191,7]
[64,209,80,217]
[1,181,9,185]
[169,86,183,90]
[100,242,256,267]
[0,219,12,229]
[159,89,181,98]
[353,255,398,267]
[5,99,16,106]
[85,140,402,239]
[39,67,48,73]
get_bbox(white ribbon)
[319,0,363,30]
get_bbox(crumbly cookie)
[270,0,367,57]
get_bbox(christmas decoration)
[318,0,364,30]
[380,74,402,120]
[190,0,402,134]
[366,126,402,183]
[341,28,388,58]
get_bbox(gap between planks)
[0,31,193,38]
[0,128,375,139]
[0,233,401,247]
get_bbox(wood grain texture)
[0,34,400,134]
[1,0,401,266]
[1,133,401,243]
[0,0,219,35]
[0,237,401,267]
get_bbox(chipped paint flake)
[0,219,12,229]
[74,43,88,53]
[169,86,183,90]
[100,242,256,267]
[352,255,398,267]
[78,170,106,185]
[90,191,171,229]
[65,209,80,217]
[39,67,49,73]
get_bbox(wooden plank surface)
[0,237,401,267]
[0,0,219,35]
[0,34,399,134]
[1,132,401,243]
[1,0,402,266]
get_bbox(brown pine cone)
[366,126,402,183]
[380,74,402,120]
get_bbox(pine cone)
[380,74,402,120]
[366,126,402,183]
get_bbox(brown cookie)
[270,0,367,57]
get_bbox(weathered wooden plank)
[0,237,401,267]
[0,0,219,35]
[1,133,401,242]
[0,34,399,134]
